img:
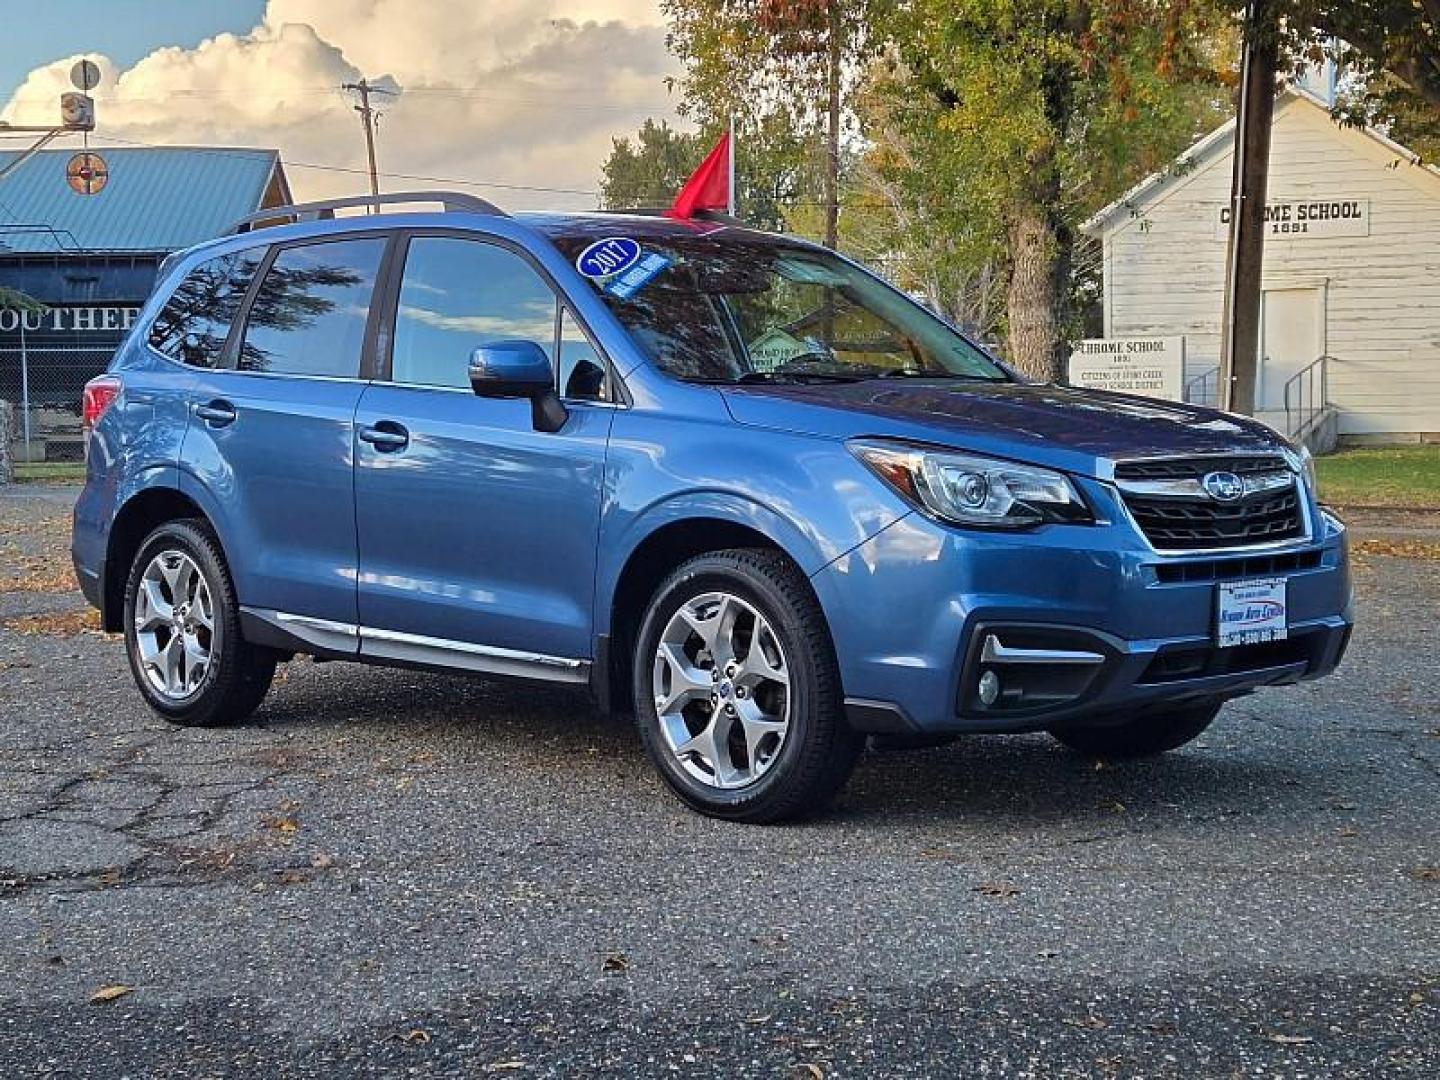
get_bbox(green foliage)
[1277,2,1440,162]
[599,120,707,210]
[0,286,44,313]
[865,1,1232,375]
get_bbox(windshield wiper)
[735,370,866,384]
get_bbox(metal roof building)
[1,145,290,459]
[0,145,289,253]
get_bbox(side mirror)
[468,340,568,433]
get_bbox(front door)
[1259,286,1324,411]
[353,234,613,669]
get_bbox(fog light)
[978,669,1000,706]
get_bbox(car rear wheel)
[1048,700,1223,759]
[123,520,275,727]
[633,549,861,823]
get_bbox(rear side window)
[147,249,263,367]
[238,237,386,377]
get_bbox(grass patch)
[13,461,85,484]
[1316,446,1440,508]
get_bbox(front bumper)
[810,486,1353,736]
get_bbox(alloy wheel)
[651,590,791,790]
[134,549,215,700]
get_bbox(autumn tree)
[599,120,706,210]
[870,1,1233,382]
[661,0,878,246]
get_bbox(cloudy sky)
[0,0,680,210]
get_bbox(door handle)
[358,422,410,452]
[194,400,237,426]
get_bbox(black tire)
[632,549,862,823]
[122,519,276,727]
[1049,699,1223,759]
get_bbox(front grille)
[1116,455,1305,551]
[1153,548,1321,584]
[1114,455,1286,481]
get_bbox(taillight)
[82,375,122,433]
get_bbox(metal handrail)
[227,190,508,235]
[1283,354,1331,439]
[1183,366,1220,406]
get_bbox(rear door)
[353,232,614,669]
[180,234,391,638]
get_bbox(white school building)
[1082,88,1440,444]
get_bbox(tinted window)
[392,237,557,390]
[238,237,386,377]
[559,307,608,401]
[547,233,1005,385]
[148,248,263,367]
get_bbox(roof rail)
[227,190,507,235]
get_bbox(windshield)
[549,231,1007,385]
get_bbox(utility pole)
[342,78,392,205]
[1218,0,1279,415]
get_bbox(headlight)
[849,439,1092,528]
[1297,444,1317,493]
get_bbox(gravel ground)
[1,484,1437,1077]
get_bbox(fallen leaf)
[403,1029,430,1044]
[973,881,1020,898]
[482,1062,527,1073]
[743,1014,772,1025]
[1266,1033,1314,1045]
[602,952,628,973]
[793,1065,824,1080]
[277,869,306,885]
[1064,1014,1107,1030]
[1412,867,1440,882]
[89,984,134,1004]
[310,853,336,869]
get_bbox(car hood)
[720,379,1290,477]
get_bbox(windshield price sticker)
[1216,577,1288,648]
[601,251,671,300]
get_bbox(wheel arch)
[596,495,827,717]
[103,487,220,633]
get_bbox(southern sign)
[1068,337,1185,400]
[0,304,140,335]
[1215,198,1369,239]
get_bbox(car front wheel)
[633,549,861,823]
[122,520,275,727]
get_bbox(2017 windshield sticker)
[576,237,642,278]
[575,237,670,300]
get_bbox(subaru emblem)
[1202,470,1245,502]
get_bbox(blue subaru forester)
[72,192,1353,822]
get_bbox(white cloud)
[0,1,680,211]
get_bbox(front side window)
[148,248,264,367]
[392,237,558,391]
[237,237,386,377]
[548,233,1006,386]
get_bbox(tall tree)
[874,1,1232,381]
[599,120,707,210]
[661,0,875,245]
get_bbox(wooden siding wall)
[1101,98,1440,435]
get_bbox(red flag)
[668,132,731,219]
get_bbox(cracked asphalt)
[1,484,1437,1077]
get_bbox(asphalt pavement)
[1,484,1437,1077]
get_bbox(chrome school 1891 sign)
[1215,198,1369,239]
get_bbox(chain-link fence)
[0,345,115,462]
